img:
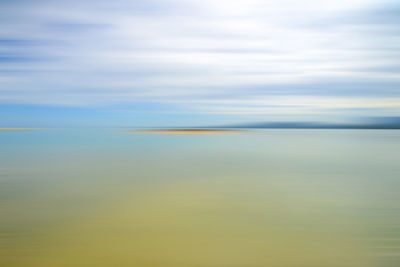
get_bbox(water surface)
[1,129,400,266]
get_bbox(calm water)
[1,129,400,267]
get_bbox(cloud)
[0,0,399,118]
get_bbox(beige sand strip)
[132,129,243,135]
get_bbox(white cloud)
[0,0,399,117]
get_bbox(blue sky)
[1,0,400,127]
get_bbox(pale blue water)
[1,129,400,266]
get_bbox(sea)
[1,129,400,267]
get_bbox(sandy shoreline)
[0,128,41,131]
[132,129,243,135]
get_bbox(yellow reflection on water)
[3,178,372,267]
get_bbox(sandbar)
[133,129,243,135]
[0,128,41,131]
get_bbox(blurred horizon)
[2,1,400,266]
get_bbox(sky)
[1,0,400,127]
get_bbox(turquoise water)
[1,129,400,266]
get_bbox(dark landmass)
[216,117,400,129]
